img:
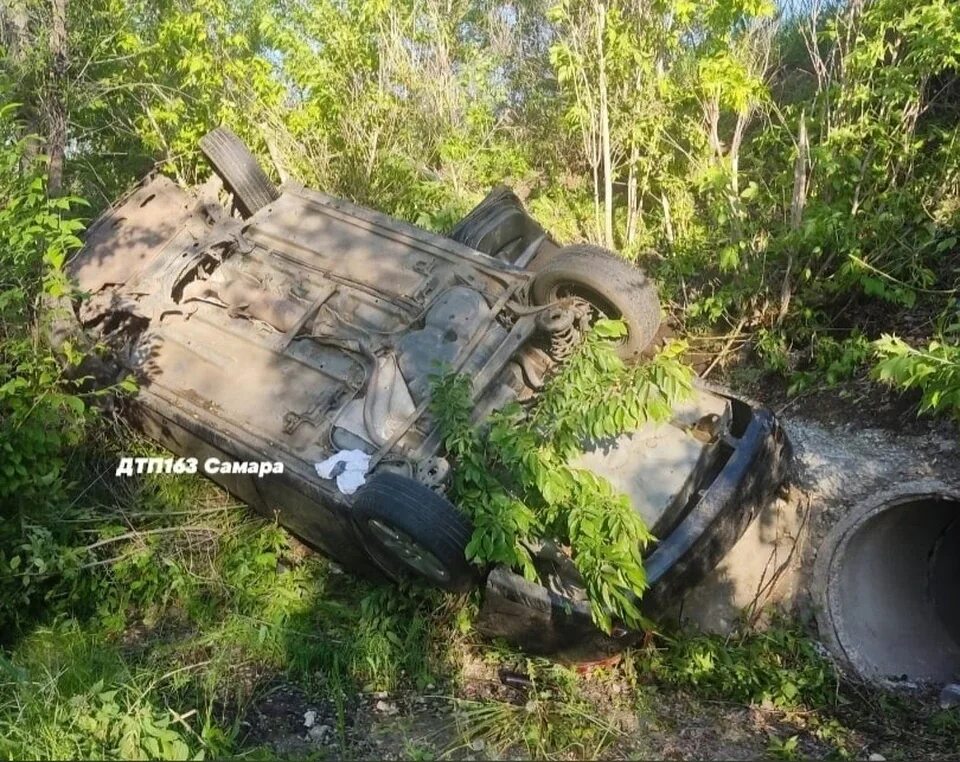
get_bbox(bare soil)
[235,668,958,760]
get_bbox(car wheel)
[448,186,558,266]
[199,126,279,219]
[530,244,661,360]
[352,472,478,593]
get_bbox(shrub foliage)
[432,322,692,631]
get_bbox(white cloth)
[314,449,371,495]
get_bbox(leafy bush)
[0,622,213,761]
[643,624,839,711]
[874,331,960,421]
[432,321,692,631]
[0,104,92,631]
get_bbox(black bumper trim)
[474,390,791,654]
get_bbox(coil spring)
[537,306,580,361]
[550,323,579,360]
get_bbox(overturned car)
[53,128,790,654]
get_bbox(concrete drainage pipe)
[814,483,960,684]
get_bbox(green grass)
[0,426,463,759]
[639,622,840,711]
[2,430,958,760]
[0,621,221,759]
[453,658,625,759]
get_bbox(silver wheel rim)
[367,519,451,583]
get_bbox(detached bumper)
[473,388,792,655]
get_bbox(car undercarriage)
[52,127,791,654]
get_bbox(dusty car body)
[55,128,790,654]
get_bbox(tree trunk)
[596,1,614,249]
[661,191,674,247]
[1,1,30,65]
[729,109,752,197]
[2,0,41,168]
[626,148,638,245]
[47,0,68,195]
[591,159,602,243]
[779,113,810,325]
[790,114,809,230]
[704,97,722,162]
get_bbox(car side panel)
[131,399,377,575]
[473,392,791,655]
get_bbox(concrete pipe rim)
[813,480,960,687]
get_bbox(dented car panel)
[475,386,791,655]
[63,147,791,652]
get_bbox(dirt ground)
[236,664,956,760]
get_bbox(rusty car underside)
[55,129,790,654]
[73,175,538,471]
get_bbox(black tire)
[531,244,661,360]
[449,185,558,265]
[352,472,478,593]
[199,126,279,219]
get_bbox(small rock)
[372,691,389,700]
[940,682,960,709]
[307,724,333,744]
[426,683,435,691]
[868,754,886,761]
[303,709,317,728]
[375,700,399,715]
[469,739,485,752]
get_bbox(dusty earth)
[235,655,955,759]
[236,668,825,760]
